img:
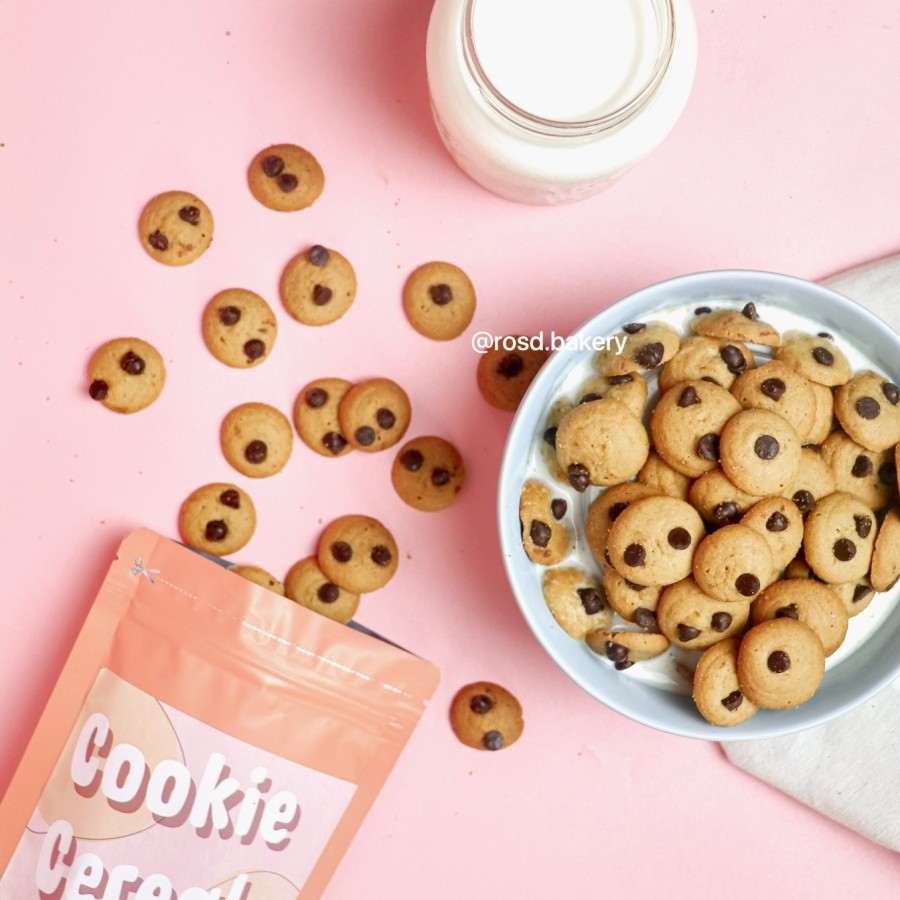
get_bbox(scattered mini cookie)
[828,577,876,618]
[520,479,571,565]
[637,451,693,501]
[220,402,294,477]
[231,565,285,595]
[541,567,611,639]
[719,408,802,496]
[870,506,900,592]
[575,372,648,420]
[585,629,670,669]
[658,335,755,392]
[284,556,360,624]
[602,569,663,629]
[803,491,877,584]
[593,321,680,376]
[656,577,750,650]
[820,430,895,511]
[139,190,213,266]
[693,638,759,727]
[729,360,816,441]
[693,524,776,603]
[450,682,524,751]
[247,143,324,212]
[317,514,398,593]
[688,468,762,527]
[280,244,357,326]
[833,370,900,453]
[392,436,465,511]
[806,381,836,445]
[740,496,804,572]
[403,261,476,340]
[476,339,549,411]
[774,331,852,387]
[338,377,411,452]
[585,482,661,563]
[202,289,277,368]
[539,397,574,485]
[690,303,780,346]
[782,446,837,517]
[293,377,354,458]
[178,483,256,556]
[87,337,166,414]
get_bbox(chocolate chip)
[219,489,240,508]
[792,490,815,515]
[307,244,330,266]
[833,538,857,561]
[120,351,145,375]
[697,433,720,462]
[371,545,392,566]
[634,342,664,368]
[854,515,872,538]
[850,454,873,478]
[432,468,451,487]
[261,155,284,177]
[714,501,741,525]
[483,731,504,751]
[355,426,376,446]
[623,322,646,334]
[278,172,298,192]
[89,379,109,400]
[615,660,634,670]
[721,690,743,711]
[529,520,551,548]
[376,408,395,429]
[766,511,788,532]
[469,694,492,714]
[624,544,645,567]
[178,205,200,225]
[607,374,633,385]
[317,583,340,604]
[312,284,333,306]
[604,641,628,663]
[245,440,267,464]
[625,580,647,591]
[331,541,352,562]
[767,650,790,673]
[853,583,873,604]
[817,332,833,340]
[776,604,799,620]
[551,499,567,520]
[243,339,265,360]
[579,392,601,405]
[608,502,627,522]
[578,587,604,615]
[543,427,558,448]
[667,527,692,550]
[497,354,523,378]
[400,449,424,472]
[879,463,897,485]
[634,608,658,629]
[305,387,328,408]
[322,432,347,455]
[678,386,700,407]
[711,612,732,632]
[567,463,590,493]
[677,624,700,642]
[219,305,241,326]
[855,396,880,420]
[812,346,834,366]
[204,520,227,542]
[754,435,779,459]
[429,283,452,305]
[720,345,747,374]
[741,302,758,320]
[760,378,786,400]
[735,573,760,596]
[882,382,900,405]
[694,306,712,315]
[148,230,168,251]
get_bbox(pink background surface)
[2,0,898,896]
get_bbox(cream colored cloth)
[723,254,900,853]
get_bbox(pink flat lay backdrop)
[2,0,899,896]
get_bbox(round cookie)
[729,360,816,441]
[783,446,837,518]
[585,482,661,563]
[750,579,848,657]
[693,524,776,603]
[740,496,804,572]
[338,377,411,452]
[178,483,256,556]
[449,682,524,751]
[539,397,574,486]
[555,398,650,491]
[693,638,759,727]
[284,556,360,624]
[317,514,398,594]
[576,371,648,420]
[690,304,780,346]
[688,469,762,527]
[607,495,706,587]
[833,370,900,453]
[649,380,744,478]
[247,143,324,212]
[785,552,815,581]
[658,336,755,392]
[719,408,801,496]
[541,567,612,639]
[231,565,284,595]
[820,431,895,511]
[293,377,354,458]
[392,436,465,511]
[593,320,680,376]
[774,331,851,387]
[520,479,571,566]
[87,337,166,414]
[806,381,836,445]
[637,451,693,501]
[736,618,825,710]
[828,577,876,618]
[202,289,277,368]
[803,491,877,584]
[220,402,293,477]
[403,261,476,341]
[656,577,750,650]
[476,339,549,411]
[585,630,670,669]
[870,506,900,592]
[601,569,662,630]
[280,244,357,326]
[139,190,213,266]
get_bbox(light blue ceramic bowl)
[497,269,900,740]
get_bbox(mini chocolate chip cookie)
[221,402,294,477]
[828,577,876,618]
[450,682,524,751]
[833,370,900,452]
[539,397,575,486]
[585,482,661,563]
[740,496,804,571]
[576,371,648,420]
[87,337,166,413]
[476,339,550,411]
[392,436,465,511]
[820,430,895,510]
[688,469,762,527]
[637,451,693,501]
[658,336,756,392]
[805,381,836,445]
[693,524,776,603]
[693,637,759,727]
[178,483,256,556]
[202,288,277,368]
[317,514,398,594]
[403,261,476,341]
[656,577,750,650]
[607,495,706,587]
[782,446,837,517]
[231,565,285,595]
[601,569,663,629]
[719,408,802,496]
[585,629,670,669]
[729,360,817,441]
[541,567,612,639]
[247,143,325,212]
[774,331,852,387]
[280,244,357,326]
[803,491,877,584]
[338,377,411,452]
[690,304,780,346]
[284,556,361,624]
[593,321,680,376]
[737,618,825,709]
[520,479,571,565]
[293,377,354,458]
[870,506,900,592]
[139,190,213,266]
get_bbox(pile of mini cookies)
[518,302,900,726]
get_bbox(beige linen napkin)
[723,253,900,853]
